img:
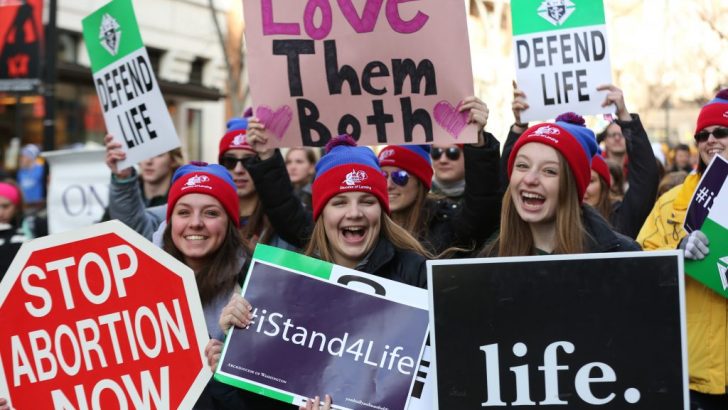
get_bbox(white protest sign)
[82,0,179,169]
[512,0,613,122]
[44,148,110,234]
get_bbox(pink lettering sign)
[245,0,476,147]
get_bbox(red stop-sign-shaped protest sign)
[0,221,210,409]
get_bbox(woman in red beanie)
[638,89,728,409]
[377,96,501,256]
[480,111,639,257]
[508,84,659,239]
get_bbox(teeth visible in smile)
[522,192,544,200]
[185,235,206,240]
[342,227,364,233]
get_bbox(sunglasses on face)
[382,169,410,187]
[220,156,247,170]
[430,147,461,161]
[695,127,728,143]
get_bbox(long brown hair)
[163,219,243,304]
[592,175,612,221]
[304,212,432,263]
[391,180,430,240]
[481,153,585,256]
[239,199,275,254]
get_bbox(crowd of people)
[0,84,726,410]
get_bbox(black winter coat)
[420,133,502,255]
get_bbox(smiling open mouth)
[522,192,545,206]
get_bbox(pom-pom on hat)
[218,117,253,163]
[508,112,598,202]
[591,153,612,188]
[312,135,389,220]
[377,145,433,190]
[167,161,240,227]
[695,89,728,135]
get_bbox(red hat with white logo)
[507,113,598,202]
[378,145,433,190]
[695,89,728,135]
[312,135,389,220]
[167,162,240,227]
[218,117,254,163]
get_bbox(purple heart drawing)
[433,100,468,139]
[256,105,293,141]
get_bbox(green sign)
[686,217,728,298]
[511,0,606,36]
[81,0,143,73]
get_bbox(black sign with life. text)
[427,251,687,409]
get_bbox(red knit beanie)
[377,145,433,190]
[312,135,389,220]
[591,154,612,188]
[167,162,240,227]
[218,117,254,163]
[695,89,728,135]
[508,113,598,202]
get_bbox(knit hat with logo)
[166,162,240,227]
[508,112,598,201]
[377,145,433,190]
[695,89,728,135]
[218,117,254,163]
[312,135,389,220]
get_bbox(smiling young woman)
[481,113,639,257]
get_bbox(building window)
[146,47,165,77]
[57,30,80,64]
[189,57,207,85]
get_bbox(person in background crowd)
[377,96,501,255]
[430,142,466,203]
[99,148,183,222]
[607,160,625,202]
[579,85,659,238]
[597,119,629,177]
[0,180,32,278]
[106,117,294,255]
[671,143,694,173]
[285,147,317,211]
[16,143,45,207]
[638,89,728,410]
[482,112,639,257]
[657,170,688,198]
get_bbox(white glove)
[679,230,710,260]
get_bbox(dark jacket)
[244,151,428,288]
[607,114,659,239]
[422,133,502,256]
[582,205,641,252]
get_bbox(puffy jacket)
[637,173,728,394]
[108,170,166,240]
[422,134,502,256]
[582,205,641,252]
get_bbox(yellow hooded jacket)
[637,173,728,394]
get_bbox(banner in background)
[82,0,179,169]
[511,0,613,122]
[44,148,110,234]
[0,0,43,92]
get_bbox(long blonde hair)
[481,153,585,256]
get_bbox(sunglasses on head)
[695,127,728,143]
[382,169,410,187]
[220,156,247,170]
[430,146,461,161]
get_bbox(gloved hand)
[679,230,710,260]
